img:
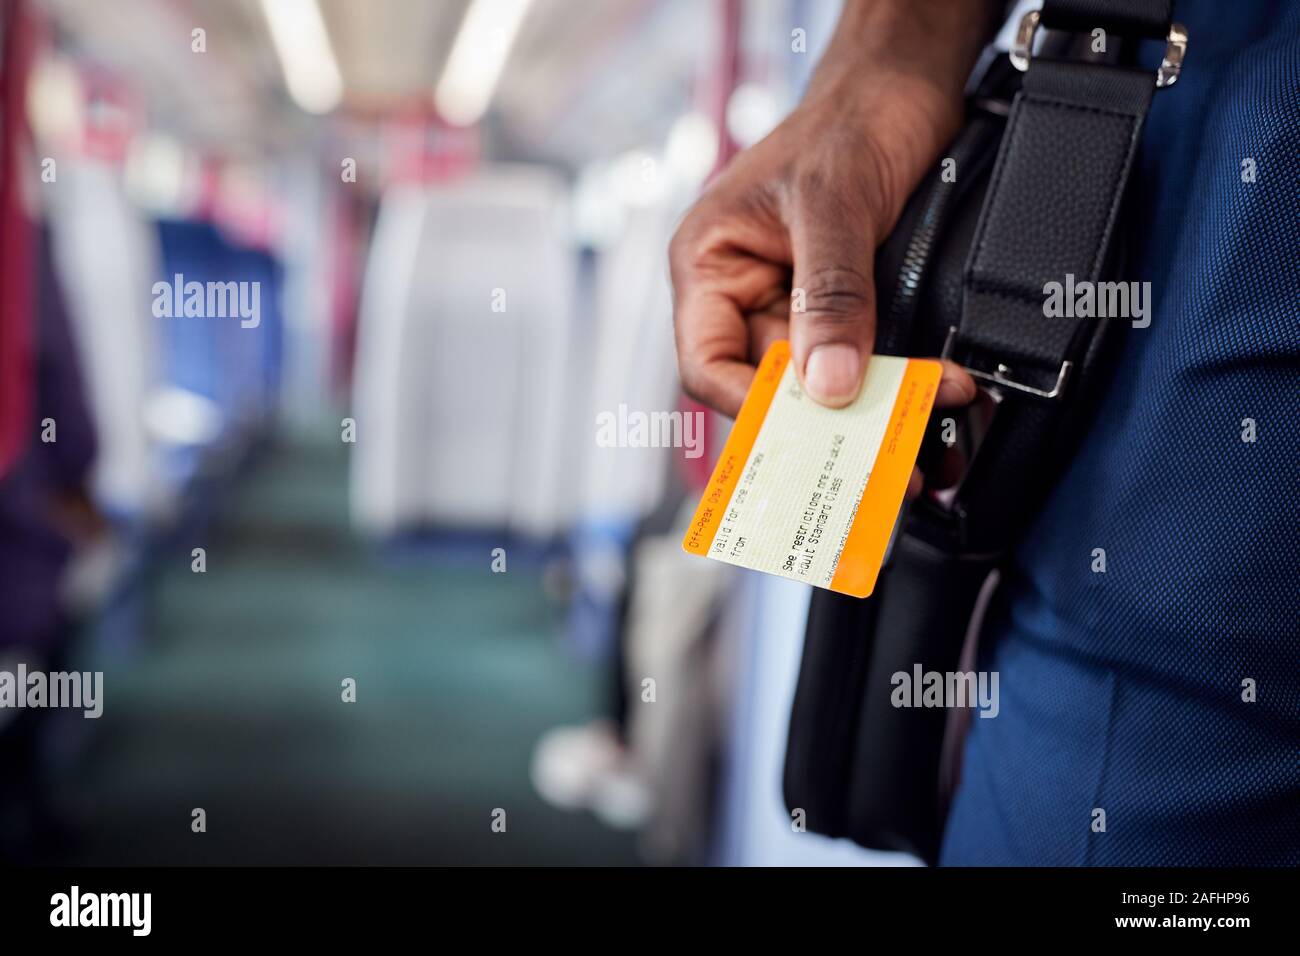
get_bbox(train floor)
[46,423,638,865]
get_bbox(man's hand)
[670,0,991,427]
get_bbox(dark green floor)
[56,426,638,865]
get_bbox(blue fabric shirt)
[941,1,1300,866]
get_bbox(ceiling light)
[435,0,534,127]
[261,0,344,115]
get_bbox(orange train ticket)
[682,341,941,598]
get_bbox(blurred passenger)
[0,226,101,861]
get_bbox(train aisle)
[50,424,638,866]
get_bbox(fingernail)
[937,373,976,405]
[805,344,861,405]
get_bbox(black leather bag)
[783,0,1184,863]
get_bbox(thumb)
[788,192,877,408]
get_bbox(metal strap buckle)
[942,327,1073,400]
[1009,9,1188,89]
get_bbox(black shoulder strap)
[957,59,1155,385]
[1041,0,1172,38]
[940,0,1183,551]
